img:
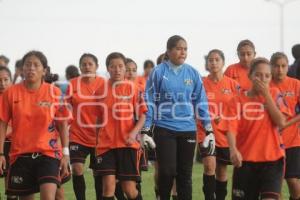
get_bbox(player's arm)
[57,120,70,177]
[0,120,8,174]
[126,114,146,146]
[226,131,242,168]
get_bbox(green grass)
[0,162,290,199]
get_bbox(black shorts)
[199,144,231,165]
[285,147,300,179]
[69,142,96,169]
[6,154,60,196]
[232,158,284,200]
[1,140,11,177]
[95,148,141,181]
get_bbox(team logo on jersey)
[96,157,103,164]
[37,101,52,107]
[70,144,79,151]
[222,88,231,95]
[184,79,193,86]
[49,139,58,149]
[11,176,23,184]
[232,189,245,198]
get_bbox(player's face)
[0,71,11,93]
[144,64,154,77]
[23,55,46,84]
[0,59,7,67]
[126,62,137,81]
[271,57,288,82]
[80,57,98,75]
[107,58,126,82]
[238,45,256,68]
[207,52,224,74]
[167,40,187,66]
[250,63,272,85]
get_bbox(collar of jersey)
[167,61,183,75]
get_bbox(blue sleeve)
[192,71,212,130]
[144,68,159,128]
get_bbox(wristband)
[62,147,70,156]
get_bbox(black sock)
[155,187,159,199]
[290,197,300,200]
[172,195,178,200]
[216,180,227,200]
[202,174,216,200]
[94,175,103,200]
[115,181,126,200]
[72,175,86,200]
[103,197,114,200]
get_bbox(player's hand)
[0,155,6,175]
[141,134,156,150]
[230,147,242,168]
[253,77,270,97]
[59,155,70,178]
[126,132,137,146]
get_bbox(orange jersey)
[224,63,252,91]
[270,77,300,149]
[0,82,70,164]
[197,76,239,147]
[224,88,290,162]
[136,75,148,92]
[95,80,147,155]
[66,76,106,147]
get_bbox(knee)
[287,178,299,186]
[203,157,216,175]
[216,165,228,181]
[72,163,84,176]
[121,181,138,199]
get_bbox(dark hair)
[248,57,270,76]
[143,59,154,69]
[0,55,10,65]
[105,52,126,67]
[126,58,137,69]
[270,52,288,66]
[292,44,300,60]
[44,65,59,83]
[65,65,80,80]
[164,35,186,61]
[79,53,98,66]
[22,51,48,69]
[207,49,225,62]
[15,59,23,69]
[237,39,255,52]
[0,66,12,80]
[156,53,165,65]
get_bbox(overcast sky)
[0,0,299,78]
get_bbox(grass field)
[0,162,290,199]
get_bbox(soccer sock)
[102,197,115,200]
[72,175,86,200]
[216,180,227,200]
[202,174,216,200]
[94,175,103,200]
[155,187,159,199]
[172,195,178,200]
[115,181,126,200]
[289,197,300,200]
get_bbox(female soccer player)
[95,52,147,200]
[136,60,154,91]
[226,57,290,200]
[270,52,300,200]
[0,66,14,200]
[198,49,239,200]
[225,39,256,91]
[0,50,70,200]
[66,53,105,200]
[143,35,214,200]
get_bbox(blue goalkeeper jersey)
[144,61,212,132]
